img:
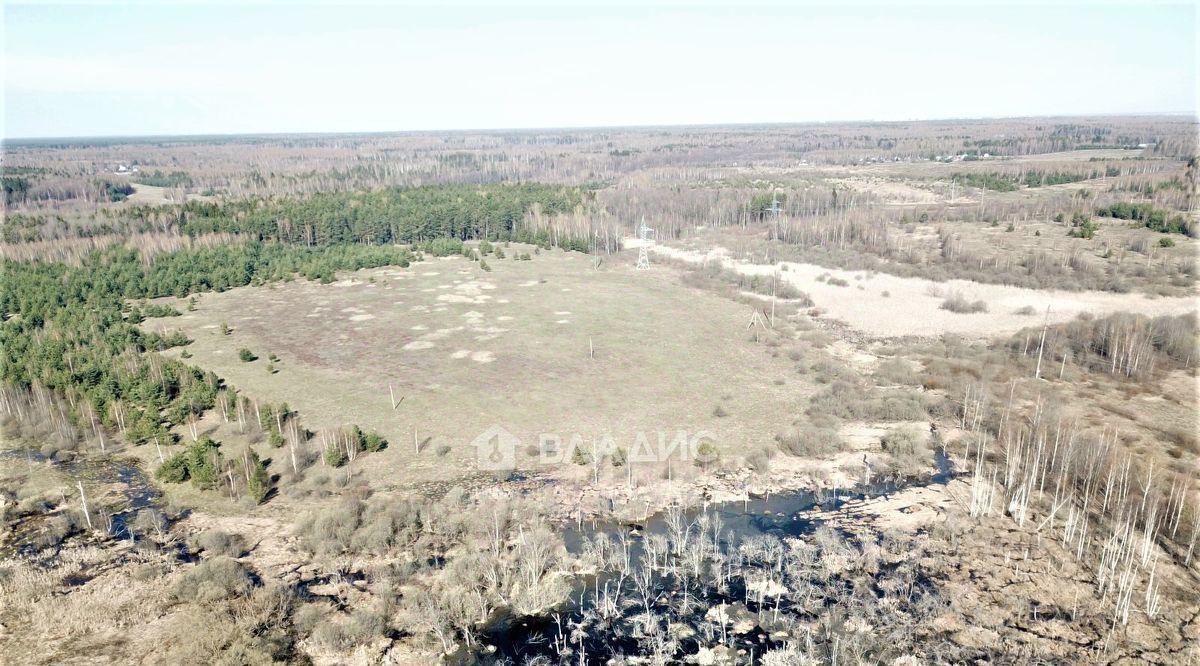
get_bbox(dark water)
[562,448,955,557]
[1,447,162,540]
[462,450,956,665]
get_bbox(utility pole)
[635,217,655,270]
[765,192,783,240]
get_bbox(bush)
[776,425,844,457]
[881,425,930,476]
[694,439,719,466]
[191,529,248,558]
[1160,237,1176,248]
[184,438,222,489]
[173,556,254,604]
[156,438,222,488]
[1095,202,1190,235]
[36,512,82,548]
[880,426,922,456]
[248,452,271,503]
[156,453,190,483]
[362,431,387,452]
[874,358,919,385]
[324,445,348,468]
[807,381,934,422]
[940,292,988,314]
[238,348,257,362]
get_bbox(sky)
[3,2,1197,138]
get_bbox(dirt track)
[638,241,1198,339]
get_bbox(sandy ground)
[126,182,213,206]
[634,240,1198,339]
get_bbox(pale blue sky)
[3,2,1196,138]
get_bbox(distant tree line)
[105,182,589,247]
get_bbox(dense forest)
[0,242,416,456]
[31,183,590,247]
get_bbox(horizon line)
[4,111,1197,145]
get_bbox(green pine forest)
[1,182,589,502]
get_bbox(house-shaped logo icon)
[471,424,519,471]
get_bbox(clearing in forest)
[146,246,808,486]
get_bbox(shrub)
[776,425,843,457]
[156,453,190,483]
[191,529,248,558]
[324,445,348,468]
[1159,237,1176,248]
[807,381,934,422]
[694,439,719,466]
[881,425,930,476]
[712,404,729,418]
[1013,305,1037,315]
[156,438,222,488]
[238,348,257,362]
[480,259,492,272]
[940,292,987,314]
[874,358,919,385]
[174,556,254,604]
[362,431,387,453]
[185,438,222,489]
[1095,202,1190,235]
[435,444,451,456]
[36,512,82,548]
[248,452,271,503]
[880,426,922,456]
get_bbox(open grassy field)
[145,245,808,487]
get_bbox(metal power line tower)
[635,217,655,270]
[765,192,783,239]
